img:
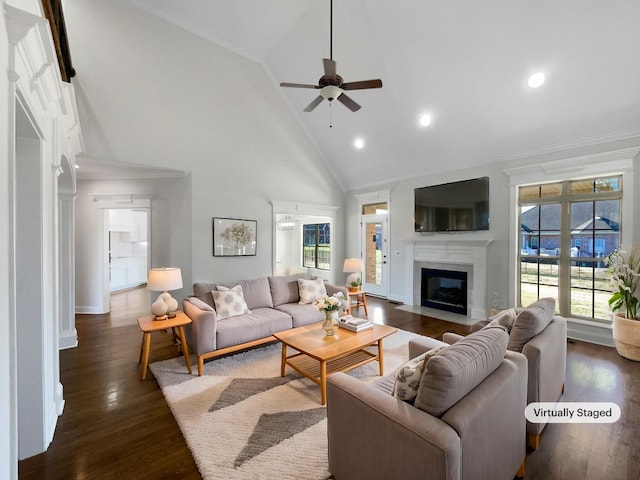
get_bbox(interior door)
[361,214,389,297]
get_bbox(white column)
[58,192,77,349]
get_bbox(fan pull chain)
[329,102,333,128]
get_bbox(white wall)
[0,6,17,478]
[65,0,345,294]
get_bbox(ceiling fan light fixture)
[419,113,432,127]
[528,72,545,88]
[320,85,342,101]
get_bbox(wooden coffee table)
[273,323,397,405]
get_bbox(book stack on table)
[338,315,373,332]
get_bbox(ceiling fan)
[279,0,382,113]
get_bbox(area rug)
[149,328,419,480]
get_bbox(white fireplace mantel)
[413,237,493,319]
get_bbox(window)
[303,223,330,270]
[518,175,622,320]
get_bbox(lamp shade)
[343,258,364,273]
[147,267,183,292]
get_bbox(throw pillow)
[298,277,327,304]
[393,345,447,402]
[508,297,555,353]
[413,326,509,416]
[211,285,251,320]
[487,308,517,334]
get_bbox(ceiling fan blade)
[280,82,320,89]
[303,95,324,112]
[341,79,383,90]
[323,58,337,81]
[337,93,361,112]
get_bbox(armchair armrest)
[325,283,348,298]
[522,316,567,404]
[182,298,218,355]
[327,372,460,480]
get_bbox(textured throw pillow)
[393,345,447,402]
[414,326,509,416]
[487,308,517,334]
[211,285,251,320]
[508,298,555,353]
[298,277,327,304]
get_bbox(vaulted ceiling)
[94,0,640,189]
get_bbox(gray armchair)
[326,327,527,480]
[449,301,567,450]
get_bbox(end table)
[347,289,369,317]
[137,311,192,380]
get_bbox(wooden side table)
[137,311,192,380]
[347,290,369,317]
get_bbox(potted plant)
[605,246,640,361]
[348,277,362,292]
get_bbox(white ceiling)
[118,0,640,190]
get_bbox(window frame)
[302,223,331,270]
[517,175,623,322]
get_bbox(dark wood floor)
[18,288,640,479]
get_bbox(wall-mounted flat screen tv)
[415,177,490,232]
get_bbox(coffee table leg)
[378,339,385,376]
[280,343,287,377]
[320,360,327,405]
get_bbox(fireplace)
[421,268,467,315]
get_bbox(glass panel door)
[361,214,388,297]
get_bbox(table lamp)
[343,258,364,292]
[147,267,183,320]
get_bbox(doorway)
[361,214,389,297]
[107,208,149,292]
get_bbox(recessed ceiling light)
[353,137,365,150]
[419,113,432,127]
[74,164,79,169]
[528,72,545,88]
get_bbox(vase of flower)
[313,292,347,336]
[606,246,640,361]
[322,310,339,336]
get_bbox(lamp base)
[167,311,177,319]
[153,314,168,321]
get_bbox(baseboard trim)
[566,318,614,347]
[75,305,106,314]
[59,330,78,350]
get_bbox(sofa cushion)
[298,277,327,304]
[193,282,217,308]
[212,285,251,320]
[269,275,308,306]
[216,308,293,349]
[414,326,509,416]
[273,302,325,327]
[238,277,273,310]
[393,345,447,402]
[487,308,517,334]
[508,297,555,353]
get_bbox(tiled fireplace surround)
[413,239,493,320]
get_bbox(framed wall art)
[212,217,257,256]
